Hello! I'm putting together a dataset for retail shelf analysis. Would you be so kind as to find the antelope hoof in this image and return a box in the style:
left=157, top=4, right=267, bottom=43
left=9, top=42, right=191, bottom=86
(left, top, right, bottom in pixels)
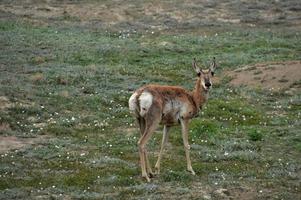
left=146, top=166, right=154, bottom=178
left=142, top=175, right=151, bottom=182
left=148, top=172, right=155, bottom=178
left=188, top=168, right=196, bottom=175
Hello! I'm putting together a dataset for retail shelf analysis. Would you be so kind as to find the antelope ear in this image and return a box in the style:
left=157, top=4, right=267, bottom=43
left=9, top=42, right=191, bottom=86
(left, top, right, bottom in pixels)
left=192, top=58, right=202, bottom=76
left=210, top=57, right=217, bottom=76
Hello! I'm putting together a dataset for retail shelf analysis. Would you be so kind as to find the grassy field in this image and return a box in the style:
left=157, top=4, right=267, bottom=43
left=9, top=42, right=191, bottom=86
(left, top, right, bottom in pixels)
left=0, top=0, right=301, bottom=199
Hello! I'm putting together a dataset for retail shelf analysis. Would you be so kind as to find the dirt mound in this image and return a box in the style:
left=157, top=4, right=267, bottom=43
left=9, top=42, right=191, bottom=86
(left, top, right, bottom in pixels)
left=227, top=61, right=301, bottom=91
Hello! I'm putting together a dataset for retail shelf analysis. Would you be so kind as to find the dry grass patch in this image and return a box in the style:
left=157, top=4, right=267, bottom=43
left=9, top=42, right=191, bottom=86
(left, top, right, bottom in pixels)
left=30, top=72, right=44, bottom=83
left=0, top=96, right=12, bottom=110
left=0, top=135, right=47, bottom=153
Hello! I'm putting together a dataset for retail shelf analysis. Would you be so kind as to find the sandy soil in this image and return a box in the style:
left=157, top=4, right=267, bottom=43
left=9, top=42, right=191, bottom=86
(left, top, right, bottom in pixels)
left=227, top=61, right=301, bottom=91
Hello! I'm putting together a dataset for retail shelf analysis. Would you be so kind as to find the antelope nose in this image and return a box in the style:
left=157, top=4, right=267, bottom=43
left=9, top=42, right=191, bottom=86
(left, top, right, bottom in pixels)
left=205, top=82, right=211, bottom=87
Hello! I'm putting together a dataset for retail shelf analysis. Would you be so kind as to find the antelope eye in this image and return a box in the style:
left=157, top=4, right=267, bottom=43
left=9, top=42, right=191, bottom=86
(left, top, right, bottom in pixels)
left=211, top=71, right=215, bottom=76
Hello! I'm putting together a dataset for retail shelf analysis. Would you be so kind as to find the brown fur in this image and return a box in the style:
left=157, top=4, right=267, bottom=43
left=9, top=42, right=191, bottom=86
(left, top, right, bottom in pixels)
left=129, top=58, right=216, bottom=182
left=134, top=80, right=208, bottom=125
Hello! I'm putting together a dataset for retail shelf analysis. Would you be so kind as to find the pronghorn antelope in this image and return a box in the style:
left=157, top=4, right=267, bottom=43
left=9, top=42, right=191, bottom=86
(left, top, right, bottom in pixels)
left=129, top=57, right=217, bottom=182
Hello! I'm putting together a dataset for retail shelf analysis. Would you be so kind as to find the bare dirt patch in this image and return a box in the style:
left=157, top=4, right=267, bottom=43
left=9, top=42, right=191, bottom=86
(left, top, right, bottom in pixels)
left=227, top=61, right=301, bottom=91
left=225, top=186, right=257, bottom=200
left=0, top=122, right=11, bottom=132
left=0, top=135, right=47, bottom=153
left=0, top=96, right=12, bottom=110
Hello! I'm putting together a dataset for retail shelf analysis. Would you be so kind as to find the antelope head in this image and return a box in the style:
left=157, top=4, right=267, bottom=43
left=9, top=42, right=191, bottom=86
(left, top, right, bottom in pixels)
left=193, top=57, right=217, bottom=91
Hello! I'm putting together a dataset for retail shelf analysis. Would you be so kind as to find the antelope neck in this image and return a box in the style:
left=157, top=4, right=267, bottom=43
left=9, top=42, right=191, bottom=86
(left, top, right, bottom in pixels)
left=192, top=78, right=208, bottom=109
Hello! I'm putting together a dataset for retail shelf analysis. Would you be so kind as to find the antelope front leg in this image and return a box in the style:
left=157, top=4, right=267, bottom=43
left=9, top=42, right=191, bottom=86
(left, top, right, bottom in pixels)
left=155, top=125, right=170, bottom=174
left=180, top=119, right=195, bottom=175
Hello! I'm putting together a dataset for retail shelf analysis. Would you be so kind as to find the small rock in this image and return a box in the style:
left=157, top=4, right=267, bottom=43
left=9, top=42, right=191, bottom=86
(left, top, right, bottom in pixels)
left=284, top=88, right=296, bottom=96
left=203, top=194, right=211, bottom=200
left=213, top=188, right=230, bottom=199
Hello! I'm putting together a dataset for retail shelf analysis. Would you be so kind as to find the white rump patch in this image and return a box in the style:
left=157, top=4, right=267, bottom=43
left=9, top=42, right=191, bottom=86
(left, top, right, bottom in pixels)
left=139, top=91, right=153, bottom=116
left=128, top=92, right=138, bottom=112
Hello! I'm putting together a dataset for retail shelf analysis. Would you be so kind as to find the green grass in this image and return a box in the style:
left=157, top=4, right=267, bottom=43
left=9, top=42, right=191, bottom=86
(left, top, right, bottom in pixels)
left=247, top=128, right=263, bottom=141
left=1, top=1, right=301, bottom=199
